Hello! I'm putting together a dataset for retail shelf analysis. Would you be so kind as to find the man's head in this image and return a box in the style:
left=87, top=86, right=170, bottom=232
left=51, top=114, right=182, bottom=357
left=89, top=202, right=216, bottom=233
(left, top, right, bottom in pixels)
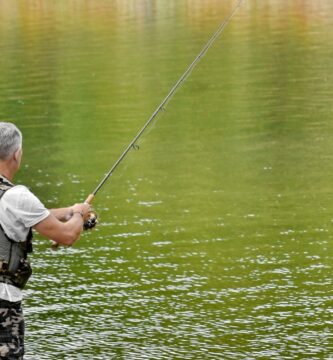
left=0, top=122, right=22, bottom=161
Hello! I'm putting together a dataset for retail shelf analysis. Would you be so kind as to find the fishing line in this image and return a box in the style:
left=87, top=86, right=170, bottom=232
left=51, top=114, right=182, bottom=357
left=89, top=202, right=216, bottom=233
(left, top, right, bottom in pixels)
left=85, top=0, right=243, bottom=204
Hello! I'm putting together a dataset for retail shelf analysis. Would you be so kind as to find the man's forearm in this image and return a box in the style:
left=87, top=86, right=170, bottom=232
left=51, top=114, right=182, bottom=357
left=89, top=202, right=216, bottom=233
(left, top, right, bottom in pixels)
left=49, top=207, right=73, bottom=221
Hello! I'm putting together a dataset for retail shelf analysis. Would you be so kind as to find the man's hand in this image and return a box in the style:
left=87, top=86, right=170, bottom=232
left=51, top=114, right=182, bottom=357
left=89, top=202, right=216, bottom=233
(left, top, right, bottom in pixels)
left=71, top=203, right=91, bottom=221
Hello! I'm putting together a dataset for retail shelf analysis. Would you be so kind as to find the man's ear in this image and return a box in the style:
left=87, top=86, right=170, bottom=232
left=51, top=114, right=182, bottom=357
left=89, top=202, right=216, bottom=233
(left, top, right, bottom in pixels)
left=13, top=148, right=22, bottom=163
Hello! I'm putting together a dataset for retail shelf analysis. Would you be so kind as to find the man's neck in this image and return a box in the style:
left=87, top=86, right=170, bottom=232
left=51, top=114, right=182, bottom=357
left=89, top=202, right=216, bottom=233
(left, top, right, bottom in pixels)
left=0, top=165, right=15, bottom=182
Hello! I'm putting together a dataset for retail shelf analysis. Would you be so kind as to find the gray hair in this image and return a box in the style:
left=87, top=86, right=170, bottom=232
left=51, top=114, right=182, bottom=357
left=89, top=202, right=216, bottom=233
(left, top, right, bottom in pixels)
left=0, top=122, right=23, bottom=160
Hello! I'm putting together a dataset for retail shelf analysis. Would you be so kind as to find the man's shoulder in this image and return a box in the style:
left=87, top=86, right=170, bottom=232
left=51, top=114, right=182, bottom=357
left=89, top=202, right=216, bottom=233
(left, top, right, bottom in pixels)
left=2, top=185, right=43, bottom=209
left=3, top=185, right=32, bottom=199
left=1, top=184, right=49, bottom=228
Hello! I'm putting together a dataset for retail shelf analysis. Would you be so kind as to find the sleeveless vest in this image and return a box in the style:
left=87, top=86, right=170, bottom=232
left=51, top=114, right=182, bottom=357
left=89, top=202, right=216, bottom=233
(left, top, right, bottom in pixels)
left=0, top=178, right=33, bottom=289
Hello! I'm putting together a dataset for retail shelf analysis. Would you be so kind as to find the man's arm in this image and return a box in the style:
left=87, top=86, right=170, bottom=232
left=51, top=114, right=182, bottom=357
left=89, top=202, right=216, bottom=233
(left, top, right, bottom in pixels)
left=49, top=207, right=73, bottom=222
left=34, top=203, right=90, bottom=246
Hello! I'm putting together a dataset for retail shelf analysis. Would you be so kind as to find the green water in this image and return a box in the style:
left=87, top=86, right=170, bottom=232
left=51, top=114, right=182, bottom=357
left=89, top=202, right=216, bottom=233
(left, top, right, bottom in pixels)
left=1, top=1, right=333, bottom=359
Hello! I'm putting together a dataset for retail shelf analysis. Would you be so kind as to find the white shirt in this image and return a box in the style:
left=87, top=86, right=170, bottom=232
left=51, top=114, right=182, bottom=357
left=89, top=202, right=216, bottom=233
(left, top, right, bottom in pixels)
left=0, top=178, right=49, bottom=301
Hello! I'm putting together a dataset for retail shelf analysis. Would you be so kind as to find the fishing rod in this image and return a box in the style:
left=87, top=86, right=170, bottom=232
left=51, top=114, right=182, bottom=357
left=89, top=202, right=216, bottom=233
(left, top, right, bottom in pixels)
left=86, top=0, right=243, bottom=205
left=52, top=0, right=242, bottom=248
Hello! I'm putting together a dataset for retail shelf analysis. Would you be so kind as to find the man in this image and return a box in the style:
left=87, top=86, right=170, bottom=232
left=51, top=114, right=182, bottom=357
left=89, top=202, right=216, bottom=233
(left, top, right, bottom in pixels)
left=0, top=122, right=92, bottom=359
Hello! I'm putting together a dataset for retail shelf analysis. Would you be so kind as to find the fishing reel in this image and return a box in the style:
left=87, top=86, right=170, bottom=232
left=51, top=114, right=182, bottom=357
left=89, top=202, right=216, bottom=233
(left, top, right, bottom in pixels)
left=84, top=211, right=98, bottom=230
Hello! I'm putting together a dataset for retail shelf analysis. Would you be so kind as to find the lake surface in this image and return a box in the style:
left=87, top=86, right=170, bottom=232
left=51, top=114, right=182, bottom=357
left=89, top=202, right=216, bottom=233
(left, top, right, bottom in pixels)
left=0, top=0, right=333, bottom=359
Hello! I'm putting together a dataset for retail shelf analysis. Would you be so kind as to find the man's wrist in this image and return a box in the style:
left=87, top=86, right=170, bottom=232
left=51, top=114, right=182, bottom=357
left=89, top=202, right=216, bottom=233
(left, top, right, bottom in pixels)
left=73, top=210, right=84, bottom=219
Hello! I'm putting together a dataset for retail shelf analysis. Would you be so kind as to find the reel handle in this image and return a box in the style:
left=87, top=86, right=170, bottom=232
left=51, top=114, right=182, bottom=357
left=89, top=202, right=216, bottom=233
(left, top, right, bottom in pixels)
left=51, top=194, right=95, bottom=249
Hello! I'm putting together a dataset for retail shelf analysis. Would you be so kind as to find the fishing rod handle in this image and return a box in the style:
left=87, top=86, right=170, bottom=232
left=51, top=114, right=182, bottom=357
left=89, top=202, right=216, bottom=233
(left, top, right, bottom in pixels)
left=51, top=193, right=95, bottom=249
left=85, top=194, right=95, bottom=204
